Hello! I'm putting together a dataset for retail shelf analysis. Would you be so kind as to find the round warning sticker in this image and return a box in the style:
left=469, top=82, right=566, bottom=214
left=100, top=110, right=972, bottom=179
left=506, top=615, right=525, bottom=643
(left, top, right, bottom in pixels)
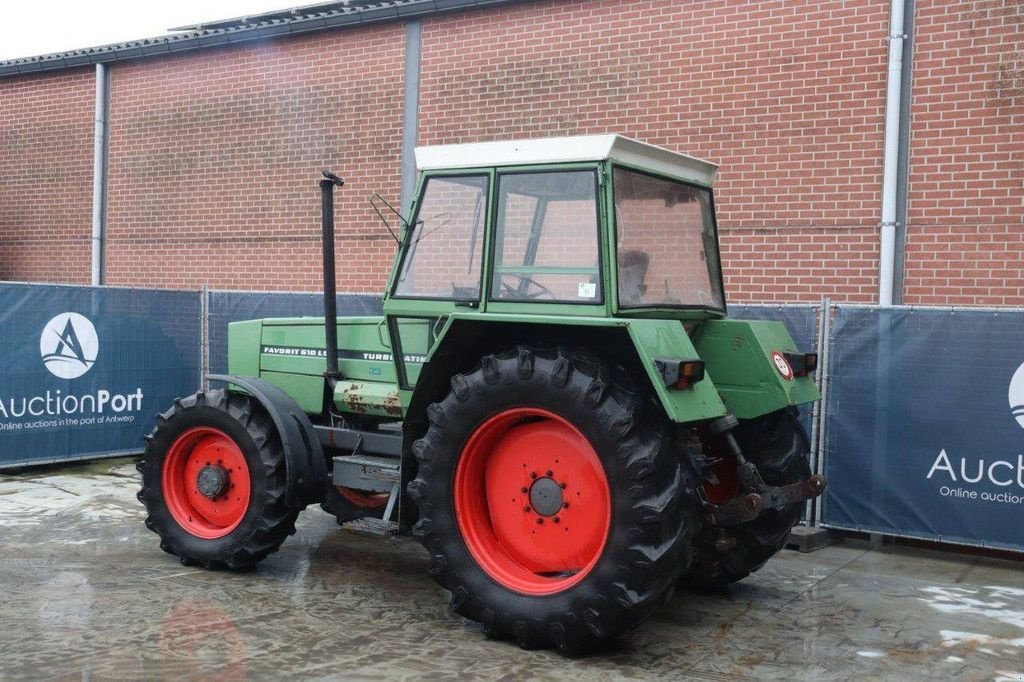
left=770, top=351, right=794, bottom=380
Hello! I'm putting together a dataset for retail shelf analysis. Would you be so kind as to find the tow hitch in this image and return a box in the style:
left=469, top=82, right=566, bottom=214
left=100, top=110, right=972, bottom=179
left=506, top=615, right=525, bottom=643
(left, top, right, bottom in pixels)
left=702, top=414, right=827, bottom=527
left=706, top=475, right=827, bottom=527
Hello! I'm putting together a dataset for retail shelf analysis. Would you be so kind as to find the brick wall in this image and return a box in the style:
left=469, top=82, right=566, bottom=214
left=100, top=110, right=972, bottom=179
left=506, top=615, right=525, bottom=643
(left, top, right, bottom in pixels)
left=1, top=0, right=1021, bottom=307
left=0, top=68, right=95, bottom=284
left=418, top=0, right=890, bottom=303
left=104, top=25, right=405, bottom=292
left=903, top=0, right=1024, bottom=305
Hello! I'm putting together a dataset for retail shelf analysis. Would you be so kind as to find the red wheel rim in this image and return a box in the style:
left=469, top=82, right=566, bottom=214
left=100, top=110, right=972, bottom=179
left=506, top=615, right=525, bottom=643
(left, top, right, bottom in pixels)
left=703, top=456, right=740, bottom=504
left=337, top=487, right=389, bottom=509
left=161, top=426, right=252, bottom=539
left=698, top=430, right=739, bottom=504
left=453, top=407, right=611, bottom=596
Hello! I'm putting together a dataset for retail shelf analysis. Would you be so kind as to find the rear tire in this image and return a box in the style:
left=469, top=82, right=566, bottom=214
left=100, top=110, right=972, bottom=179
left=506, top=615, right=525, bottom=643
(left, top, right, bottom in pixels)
left=136, top=389, right=299, bottom=569
left=686, top=408, right=810, bottom=589
left=408, top=346, right=699, bottom=652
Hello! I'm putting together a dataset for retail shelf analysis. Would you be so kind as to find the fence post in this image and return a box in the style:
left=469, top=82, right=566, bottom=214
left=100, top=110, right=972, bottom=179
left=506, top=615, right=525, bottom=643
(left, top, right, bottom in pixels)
left=786, top=298, right=839, bottom=551
left=813, top=298, right=834, bottom=528
left=806, top=298, right=827, bottom=525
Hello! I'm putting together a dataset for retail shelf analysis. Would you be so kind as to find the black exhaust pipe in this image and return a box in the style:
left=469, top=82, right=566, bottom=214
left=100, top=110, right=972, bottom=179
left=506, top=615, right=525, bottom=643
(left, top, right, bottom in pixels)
left=320, top=170, right=344, bottom=380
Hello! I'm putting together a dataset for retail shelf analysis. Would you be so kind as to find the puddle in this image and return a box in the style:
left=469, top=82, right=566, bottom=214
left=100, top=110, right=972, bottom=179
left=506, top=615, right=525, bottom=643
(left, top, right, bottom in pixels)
left=919, top=585, right=1024, bottom=661
left=0, top=463, right=140, bottom=527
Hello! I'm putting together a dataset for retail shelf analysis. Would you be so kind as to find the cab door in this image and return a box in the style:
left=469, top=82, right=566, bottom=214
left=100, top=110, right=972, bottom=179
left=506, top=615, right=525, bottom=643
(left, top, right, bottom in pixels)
left=382, top=170, right=493, bottom=392
left=485, top=165, right=608, bottom=317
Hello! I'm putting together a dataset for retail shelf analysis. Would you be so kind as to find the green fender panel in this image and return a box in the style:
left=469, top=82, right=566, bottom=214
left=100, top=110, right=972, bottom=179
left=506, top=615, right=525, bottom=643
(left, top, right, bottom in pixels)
left=691, top=319, right=820, bottom=420
left=624, top=319, right=728, bottom=422
left=425, top=314, right=728, bottom=424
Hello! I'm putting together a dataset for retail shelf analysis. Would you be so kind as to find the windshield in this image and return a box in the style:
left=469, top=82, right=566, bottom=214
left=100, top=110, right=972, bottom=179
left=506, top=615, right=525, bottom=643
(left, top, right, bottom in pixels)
left=613, top=168, right=724, bottom=309
left=394, top=175, right=488, bottom=300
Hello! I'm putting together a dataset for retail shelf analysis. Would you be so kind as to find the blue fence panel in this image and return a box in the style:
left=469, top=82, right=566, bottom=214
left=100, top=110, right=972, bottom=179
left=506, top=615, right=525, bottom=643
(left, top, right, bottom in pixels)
left=207, top=290, right=383, bottom=375
left=0, top=283, right=201, bottom=469
left=730, top=304, right=821, bottom=435
left=822, top=306, right=1024, bottom=552
left=729, top=304, right=820, bottom=353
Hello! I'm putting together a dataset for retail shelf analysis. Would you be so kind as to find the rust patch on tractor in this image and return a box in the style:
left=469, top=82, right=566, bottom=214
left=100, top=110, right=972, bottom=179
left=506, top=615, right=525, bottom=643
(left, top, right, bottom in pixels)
left=340, top=383, right=369, bottom=414
left=383, top=391, right=403, bottom=417
left=337, top=382, right=402, bottom=416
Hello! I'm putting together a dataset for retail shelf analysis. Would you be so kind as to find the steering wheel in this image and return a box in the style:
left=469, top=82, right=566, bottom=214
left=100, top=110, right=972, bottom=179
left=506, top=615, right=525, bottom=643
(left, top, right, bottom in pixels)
left=500, top=275, right=556, bottom=300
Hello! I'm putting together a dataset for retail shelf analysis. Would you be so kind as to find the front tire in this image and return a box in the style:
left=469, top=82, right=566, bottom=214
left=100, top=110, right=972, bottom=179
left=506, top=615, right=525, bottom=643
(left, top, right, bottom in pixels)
left=408, top=346, right=698, bottom=652
left=136, top=389, right=299, bottom=569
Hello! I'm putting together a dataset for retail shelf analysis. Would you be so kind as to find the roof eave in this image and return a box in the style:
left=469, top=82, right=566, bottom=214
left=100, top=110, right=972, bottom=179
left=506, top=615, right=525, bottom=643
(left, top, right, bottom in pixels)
left=0, top=0, right=535, bottom=79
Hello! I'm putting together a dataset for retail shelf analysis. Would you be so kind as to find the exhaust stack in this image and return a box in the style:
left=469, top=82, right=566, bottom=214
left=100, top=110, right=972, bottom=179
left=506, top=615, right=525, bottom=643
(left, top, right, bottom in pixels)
left=319, top=170, right=344, bottom=380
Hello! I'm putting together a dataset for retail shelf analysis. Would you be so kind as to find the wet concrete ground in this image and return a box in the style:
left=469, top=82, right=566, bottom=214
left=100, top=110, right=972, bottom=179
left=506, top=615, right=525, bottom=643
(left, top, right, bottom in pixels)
left=0, top=458, right=1022, bottom=681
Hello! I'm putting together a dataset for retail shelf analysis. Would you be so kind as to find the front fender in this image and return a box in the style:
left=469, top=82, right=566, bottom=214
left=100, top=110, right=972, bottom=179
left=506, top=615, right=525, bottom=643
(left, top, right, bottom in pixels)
left=208, top=374, right=327, bottom=508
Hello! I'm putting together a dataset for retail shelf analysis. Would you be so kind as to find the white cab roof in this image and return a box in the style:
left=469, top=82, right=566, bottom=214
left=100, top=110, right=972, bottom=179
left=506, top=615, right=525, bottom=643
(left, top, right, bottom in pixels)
left=415, top=134, right=718, bottom=186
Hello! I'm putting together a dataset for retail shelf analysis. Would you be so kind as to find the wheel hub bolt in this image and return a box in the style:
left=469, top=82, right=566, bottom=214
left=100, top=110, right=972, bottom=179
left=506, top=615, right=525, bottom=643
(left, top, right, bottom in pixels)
left=196, top=464, right=230, bottom=500
left=528, top=476, right=564, bottom=517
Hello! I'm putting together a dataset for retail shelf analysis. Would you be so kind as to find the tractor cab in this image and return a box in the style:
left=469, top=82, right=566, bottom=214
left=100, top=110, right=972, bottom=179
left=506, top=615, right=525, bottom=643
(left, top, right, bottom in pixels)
left=384, top=135, right=725, bottom=325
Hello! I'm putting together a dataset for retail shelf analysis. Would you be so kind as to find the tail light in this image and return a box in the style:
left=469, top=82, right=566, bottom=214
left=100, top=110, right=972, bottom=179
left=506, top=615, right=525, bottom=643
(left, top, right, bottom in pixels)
left=783, top=352, right=818, bottom=377
left=654, top=357, right=706, bottom=390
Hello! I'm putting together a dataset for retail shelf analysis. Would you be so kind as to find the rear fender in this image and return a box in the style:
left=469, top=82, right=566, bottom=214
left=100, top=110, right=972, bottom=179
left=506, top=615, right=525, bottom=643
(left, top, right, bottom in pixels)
left=208, top=374, right=327, bottom=508
left=410, top=316, right=728, bottom=427
left=624, top=319, right=728, bottom=422
left=691, top=319, right=820, bottom=420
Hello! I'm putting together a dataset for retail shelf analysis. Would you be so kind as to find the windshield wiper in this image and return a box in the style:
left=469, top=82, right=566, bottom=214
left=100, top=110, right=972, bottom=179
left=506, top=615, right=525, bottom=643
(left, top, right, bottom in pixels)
left=408, top=211, right=452, bottom=244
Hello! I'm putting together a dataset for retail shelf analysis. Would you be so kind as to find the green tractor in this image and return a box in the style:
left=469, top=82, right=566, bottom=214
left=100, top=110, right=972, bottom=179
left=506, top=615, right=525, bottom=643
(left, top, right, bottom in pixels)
left=137, top=135, right=825, bottom=651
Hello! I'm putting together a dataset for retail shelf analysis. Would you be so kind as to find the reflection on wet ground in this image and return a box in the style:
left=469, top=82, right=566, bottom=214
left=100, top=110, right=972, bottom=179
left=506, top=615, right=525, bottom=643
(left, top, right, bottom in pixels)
left=0, top=458, right=1021, bottom=680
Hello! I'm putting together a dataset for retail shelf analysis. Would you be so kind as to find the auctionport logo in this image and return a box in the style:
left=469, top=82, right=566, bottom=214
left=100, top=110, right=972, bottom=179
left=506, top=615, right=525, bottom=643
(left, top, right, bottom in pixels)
left=1010, top=361, right=1024, bottom=431
left=0, top=311, right=143, bottom=431
left=926, top=360, right=1024, bottom=505
left=40, top=313, right=98, bottom=379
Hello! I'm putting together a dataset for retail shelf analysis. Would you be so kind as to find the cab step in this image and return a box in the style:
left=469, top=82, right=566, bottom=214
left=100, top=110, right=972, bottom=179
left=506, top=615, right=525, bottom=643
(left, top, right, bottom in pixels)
left=332, top=454, right=401, bottom=492
left=346, top=517, right=399, bottom=537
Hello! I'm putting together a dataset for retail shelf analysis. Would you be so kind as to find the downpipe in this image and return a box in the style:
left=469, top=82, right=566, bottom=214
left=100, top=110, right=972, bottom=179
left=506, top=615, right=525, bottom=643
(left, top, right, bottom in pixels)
left=91, top=63, right=109, bottom=286
left=879, top=0, right=907, bottom=305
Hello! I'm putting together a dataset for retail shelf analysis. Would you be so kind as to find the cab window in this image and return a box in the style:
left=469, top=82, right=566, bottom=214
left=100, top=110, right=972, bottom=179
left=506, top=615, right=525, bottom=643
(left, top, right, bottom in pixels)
left=394, top=175, right=488, bottom=300
left=491, top=170, right=601, bottom=303
left=613, top=168, right=724, bottom=310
